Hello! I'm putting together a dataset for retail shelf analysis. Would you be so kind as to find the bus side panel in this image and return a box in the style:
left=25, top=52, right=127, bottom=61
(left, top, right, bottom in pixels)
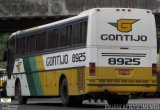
left=6, top=76, right=15, bottom=96
left=21, top=74, right=31, bottom=96
left=10, top=48, right=90, bottom=96
left=7, top=75, right=30, bottom=97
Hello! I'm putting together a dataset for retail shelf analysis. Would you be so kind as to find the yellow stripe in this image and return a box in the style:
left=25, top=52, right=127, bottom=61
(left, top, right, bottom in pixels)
left=35, top=56, right=48, bottom=95
left=46, top=71, right=57, bottom=95
left=35, top=55, right=44, bottom=71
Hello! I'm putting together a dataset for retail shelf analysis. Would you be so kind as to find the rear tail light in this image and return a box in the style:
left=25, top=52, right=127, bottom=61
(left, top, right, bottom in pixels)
left=152, top=63, right=157, bottom=76
left=89, top=63, right=95, bottom=76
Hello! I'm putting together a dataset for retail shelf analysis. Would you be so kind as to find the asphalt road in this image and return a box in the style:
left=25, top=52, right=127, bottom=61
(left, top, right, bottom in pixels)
left=1, top=98, right=160, bottom=110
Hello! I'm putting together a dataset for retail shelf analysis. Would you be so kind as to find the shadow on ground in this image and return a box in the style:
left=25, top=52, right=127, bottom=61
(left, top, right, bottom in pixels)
left=27, top=102, right=105, bottom=108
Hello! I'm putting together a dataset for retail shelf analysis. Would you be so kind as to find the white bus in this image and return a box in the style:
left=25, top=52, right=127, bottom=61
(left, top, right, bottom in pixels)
left=5, top=8, right=157, bottom=106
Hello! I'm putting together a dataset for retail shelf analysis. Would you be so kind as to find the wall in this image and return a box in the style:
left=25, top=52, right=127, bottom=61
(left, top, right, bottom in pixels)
left=0, top=0, right=160, bottom=18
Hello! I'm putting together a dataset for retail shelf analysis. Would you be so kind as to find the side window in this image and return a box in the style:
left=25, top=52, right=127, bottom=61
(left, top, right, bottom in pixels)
left=30, top=35, right=36, bottom=53
left=47, top=30, right=54, bottom=49
left=53, top=29, right=59, bottom=48
left=36, top=32, right=46, bottom=52
left=26, top=36, right=30, bottom=54
left=26, top=34, right=36, bottom=54
left=16, top=37, right=25, bottom=55
left=72, top=23, right=81, bottom=45
left=21, top=37, right=25, bottom=54
left=80, top=21, right=87, bottom=44
left=59, top=27, right=66, bottom=47
left=15, top=19, right=88, bottom=55
left=66, top=25, right=72, bottom=46
left=16, top=38, right=19, bottom=55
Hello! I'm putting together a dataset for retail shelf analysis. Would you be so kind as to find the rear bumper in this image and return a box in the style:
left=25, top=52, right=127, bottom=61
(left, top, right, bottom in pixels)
left=85, top=66, right=157, bottom=94
left=86, top=84, right=157, bottom=94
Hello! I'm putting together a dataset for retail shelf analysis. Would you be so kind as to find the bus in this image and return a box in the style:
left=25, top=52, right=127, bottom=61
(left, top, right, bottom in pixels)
left=5, top=8, right=157, bottom=106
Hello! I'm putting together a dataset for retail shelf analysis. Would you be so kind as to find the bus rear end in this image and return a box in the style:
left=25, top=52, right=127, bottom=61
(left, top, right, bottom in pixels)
left=86, top=8, right=157, bottom=104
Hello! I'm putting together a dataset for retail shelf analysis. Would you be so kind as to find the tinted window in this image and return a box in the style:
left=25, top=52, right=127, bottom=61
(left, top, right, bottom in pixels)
left=26, top=35, right=36, bottom=54
left=16, top=37, right=25, bottom=55
left=59, top=27, right=67, bottom=47
left=72, top=23, right=81, bottom=45
left=15, top=18, right=88, bottom=56
left=36, top=32, right=46, bottom=52
left=53, top=29, right=59, bottom=48
left=66, top=25, right=72, bottom=46
left=80, top=21, right=87, bottom=44
left=47, top=30, right=54, bottom=49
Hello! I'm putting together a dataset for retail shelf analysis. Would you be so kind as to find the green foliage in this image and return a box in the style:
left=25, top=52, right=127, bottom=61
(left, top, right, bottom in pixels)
left=0, top=33, right=10, bottom=68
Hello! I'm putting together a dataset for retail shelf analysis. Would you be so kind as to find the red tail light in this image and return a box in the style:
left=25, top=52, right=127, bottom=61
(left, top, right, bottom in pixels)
left=89, top=63, right=95, bottom=76
left=152, top=64, right=157, bottom=76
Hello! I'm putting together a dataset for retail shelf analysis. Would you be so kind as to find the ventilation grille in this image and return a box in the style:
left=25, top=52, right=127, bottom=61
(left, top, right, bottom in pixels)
left=77, top=68, right=85, bottom=92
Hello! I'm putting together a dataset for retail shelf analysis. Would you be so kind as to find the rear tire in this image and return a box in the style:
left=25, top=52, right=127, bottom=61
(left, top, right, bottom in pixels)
left=60, top=78, right=83, bottom=106
left=15, top=81, right=27, bottom=104
left=107, top=94, right=129, bottom=105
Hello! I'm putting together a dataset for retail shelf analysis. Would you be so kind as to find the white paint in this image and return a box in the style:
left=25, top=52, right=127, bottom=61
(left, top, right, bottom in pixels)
left=43, top=48, right=88, bottom=70
left=13, top=58, right=25, bottom=74
left=98, top=49, right=151, bottom=67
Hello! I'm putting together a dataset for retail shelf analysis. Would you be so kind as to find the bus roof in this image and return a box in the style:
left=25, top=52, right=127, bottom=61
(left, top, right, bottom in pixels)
left=10, top=15, right=89, bottom=39
left=9, top=8, right=152, bottom=39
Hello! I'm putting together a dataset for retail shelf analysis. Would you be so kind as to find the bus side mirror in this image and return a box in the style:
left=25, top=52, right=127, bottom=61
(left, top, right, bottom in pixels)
left=3, top=50, right=7, bottom=61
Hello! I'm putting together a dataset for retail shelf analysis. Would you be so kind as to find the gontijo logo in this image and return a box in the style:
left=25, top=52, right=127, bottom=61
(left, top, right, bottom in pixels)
left=16, top=61, right=22, bottom=72
left=109, top=19, right=139, bottom=33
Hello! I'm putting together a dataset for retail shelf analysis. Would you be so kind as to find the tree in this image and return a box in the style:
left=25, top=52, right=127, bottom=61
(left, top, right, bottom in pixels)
left=0, top=33, right=10, bottom=68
